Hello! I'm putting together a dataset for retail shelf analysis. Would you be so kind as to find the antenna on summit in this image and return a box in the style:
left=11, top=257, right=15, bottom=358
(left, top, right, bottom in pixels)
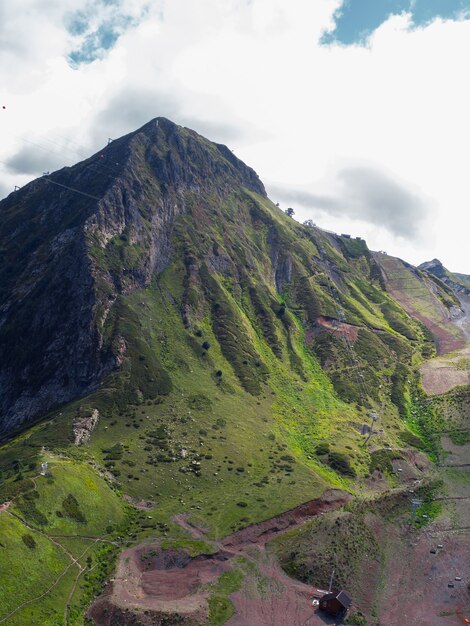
left=107, top=137, right=113, bottom=145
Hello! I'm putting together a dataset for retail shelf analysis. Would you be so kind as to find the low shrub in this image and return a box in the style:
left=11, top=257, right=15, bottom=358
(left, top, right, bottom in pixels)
left=22, top=534, right=36, bottom=549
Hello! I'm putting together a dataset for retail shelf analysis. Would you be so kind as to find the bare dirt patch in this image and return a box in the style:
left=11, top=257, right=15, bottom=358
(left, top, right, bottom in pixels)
left=455, top=295, right=470, bottom=341
left=314, top=316, right=360, bottom=342
left=378, top=429, right=470, bottom=625
left=222, top=489, right=351, bottom=551
left=441, top=438, right=470, bottom=468
left=122, top=495, right=154, bottom=510
left=88, top=597, right=205, bottom=626
left=137, top=546, right=232, bottom=600
left=226, top=547, right=350, bottom=626
left=378, top=525, right=470, bottom=626
left=89, top=490, right=350, bottom=625
left=375, top=253, right=466, bottom=355
left=420, top=347, right=470, bottom=395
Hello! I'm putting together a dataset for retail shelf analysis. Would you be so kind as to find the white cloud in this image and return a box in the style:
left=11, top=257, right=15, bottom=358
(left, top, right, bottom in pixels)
left=0, top=0, right=469, bottom=272
left=269, top=164, right=430, bottom=240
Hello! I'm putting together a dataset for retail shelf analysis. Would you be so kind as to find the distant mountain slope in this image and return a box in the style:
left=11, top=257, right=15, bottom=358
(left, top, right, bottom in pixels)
left=419, top=258, right=470, bottom=295
left=1, top=117, right=462, bottom=441
left=373, top=252, right=465, bottom=354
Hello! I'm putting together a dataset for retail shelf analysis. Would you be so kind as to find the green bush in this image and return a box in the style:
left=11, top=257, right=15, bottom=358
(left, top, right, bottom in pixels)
left=315, top=442, right=330, bottom=456
left=327, top=451, right=356, bottom=477
left=369, top=450, right=402, bottom=474
left=200, top=263, right=267, bottom=395
left=398, top=430, right=426, bottom=450
left=346, top=611, right=367, bottom=626
left=248, top=285, right=282, bottom=357
left=22, top=533, right=36, bottom=549
left=16, top=493, right=48, bottom=526
left=62, top=494, right=86, bottom=523
left=391, top=363, right=410, bottom=418
left=102, top=443, right=123, bottom=460
left=381, top=302, right=417, bottom=340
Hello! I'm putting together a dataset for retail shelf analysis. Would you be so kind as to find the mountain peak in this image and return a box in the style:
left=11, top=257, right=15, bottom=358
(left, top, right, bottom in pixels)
left=419, top=258, right=444, bottom=271
left=0, top=118, right=267, bottom=436
left=98, top=116, right=266, bottom=198
left=419, top=258, right=470, bottom=296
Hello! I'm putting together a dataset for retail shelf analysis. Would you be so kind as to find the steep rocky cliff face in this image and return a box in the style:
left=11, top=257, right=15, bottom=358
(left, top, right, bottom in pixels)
left=0, top=118, right=265, bottom=437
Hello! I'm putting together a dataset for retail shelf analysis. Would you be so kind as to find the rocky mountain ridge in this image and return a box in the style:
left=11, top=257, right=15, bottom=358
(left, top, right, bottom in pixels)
left=0, top=118, right=265, bottom=437
left=1, top=118, right=467, bottom=443
left=1, top=118, right=466, bottom=437
left=419, top=258, right=470, bottom=296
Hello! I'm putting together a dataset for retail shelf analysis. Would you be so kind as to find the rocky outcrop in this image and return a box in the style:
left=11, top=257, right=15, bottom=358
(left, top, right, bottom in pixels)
left=419, top=259, right=470, bottom=296
left=73, top=408, right=99, bottom=445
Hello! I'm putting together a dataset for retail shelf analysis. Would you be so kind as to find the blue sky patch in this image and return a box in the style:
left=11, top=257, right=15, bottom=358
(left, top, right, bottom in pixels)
left=68, top=18, right=132, bottom=66
left=66, top=1, right=149, bottom=67
left=323, top=0, right=470, bottom=45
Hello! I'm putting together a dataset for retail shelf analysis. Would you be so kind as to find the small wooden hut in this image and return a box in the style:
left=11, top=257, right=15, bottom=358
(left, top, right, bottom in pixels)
left=319, top=590, right=352, bottom=618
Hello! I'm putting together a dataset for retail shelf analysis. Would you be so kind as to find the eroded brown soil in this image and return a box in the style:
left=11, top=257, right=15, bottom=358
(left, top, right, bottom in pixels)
left=88, top=490, right=350, bottom=625
left=378, top=524, right=470, bottom=626
left=222, top=489, right=350, bottom=551
left=420, top=347, right=470, bottom=395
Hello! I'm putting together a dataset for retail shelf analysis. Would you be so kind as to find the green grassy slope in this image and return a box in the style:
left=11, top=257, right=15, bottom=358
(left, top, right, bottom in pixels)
left=0, top=192, right=442, bottom=624
left=0, top=454, right=135, bottom=626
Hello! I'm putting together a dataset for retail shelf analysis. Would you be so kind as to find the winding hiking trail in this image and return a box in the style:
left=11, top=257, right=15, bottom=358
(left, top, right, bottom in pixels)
left=0, top=508, right=86, bottom=626
left=0, top=474, right=117, bottom=626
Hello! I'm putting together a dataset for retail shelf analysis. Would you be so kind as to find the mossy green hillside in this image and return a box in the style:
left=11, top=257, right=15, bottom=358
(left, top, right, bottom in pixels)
left=11, top=454, right=126, bottom=535
left=1, top=190, right=439, bottom=544
left=0, top=121, right=458, bottom=626
left=0, top=514, right=70, bottom=623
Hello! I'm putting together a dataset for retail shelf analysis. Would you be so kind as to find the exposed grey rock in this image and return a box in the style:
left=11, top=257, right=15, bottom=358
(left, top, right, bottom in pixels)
left=419, top=259, right=470, bottom=296
left=73, top=409, right=99, bottom=445
left=0, top=118, right=265, bottom=438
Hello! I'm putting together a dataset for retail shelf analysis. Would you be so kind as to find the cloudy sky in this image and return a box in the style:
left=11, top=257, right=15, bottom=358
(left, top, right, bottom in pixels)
left=1, top=0, right=470, bottom=272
